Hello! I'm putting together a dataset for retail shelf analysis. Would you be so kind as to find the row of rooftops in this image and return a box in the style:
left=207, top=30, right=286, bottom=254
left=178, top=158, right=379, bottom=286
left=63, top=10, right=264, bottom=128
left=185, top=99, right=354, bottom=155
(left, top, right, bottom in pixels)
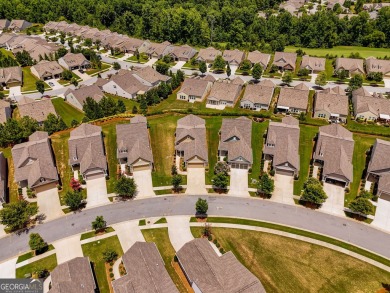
left=0, top=19, right=31, bottom=31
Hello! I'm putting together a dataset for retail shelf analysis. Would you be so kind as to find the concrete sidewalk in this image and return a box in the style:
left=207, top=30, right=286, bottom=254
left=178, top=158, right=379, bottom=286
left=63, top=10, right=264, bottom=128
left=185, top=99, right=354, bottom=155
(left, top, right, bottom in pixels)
left=53, top=235, right=83, bottom=264
left=167, top=216, right=194, bottom=251
left=112, top=221, right=145, bottom=252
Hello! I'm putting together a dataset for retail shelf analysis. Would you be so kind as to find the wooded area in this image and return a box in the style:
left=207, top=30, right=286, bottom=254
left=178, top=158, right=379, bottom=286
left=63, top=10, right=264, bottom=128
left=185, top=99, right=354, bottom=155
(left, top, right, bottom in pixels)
left=0, top=0, right=389, bottom=49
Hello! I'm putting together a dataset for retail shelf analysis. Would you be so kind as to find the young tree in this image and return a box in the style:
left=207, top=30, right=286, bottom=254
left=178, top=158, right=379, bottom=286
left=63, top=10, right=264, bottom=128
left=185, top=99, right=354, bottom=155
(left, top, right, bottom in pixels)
left=172, top=174, right=182, bottom=192
left=117, top=100, right=126, bottom=113
left=115, top=176, right=137, bottom=198
left=36, top=80, right=45, bottom=94
left=366, top=72, right=383, bottom=82
left=257, top=174, right=274, bottom=196
left=226, top=63, right=231, bottom=78
left=195, top=198, right=208, bottom=215
left=131, top=105, right=138, bottom=114
left=0, top=200, right=38, bottom=231
left=113, top=62, right=121, bottom=70
left=213, top=55, right=226, bottom=71
left=240, top=59, right=252, bottom=73
left=301, top=178, right=327, bottom=206
left=171, top=164, right=178, bottom=175
left=348, top=74, right=363, bottom=91
left=99, top=96, right=118, bottom=117
left=214, top=161, right=230, bottom=175
left=336, top=69, right=349, bottom=80
left=64, top=190, right=84, bottom=211
left=358, top=190, right=373, bottom=199
left=84, top=38, right=93, bottom=47
left=156, top=63, right=169, bottom=75
left=315, top=71, right=327, bottom=87
left=135, top=49, right=140, bottom=62
left=83, top=97, right=103, bottom=120
left=29, top=233, right=47, bottom=254
left=102, top=249, right=118, bottom=262
left=43, top=113, right=67, bottom=135
left=57, top=47, right=68, bottom=58
left=70, top=177, right=81, bottom=191
left=62, top=69, right=73, bottom=80
left=297, top=68, right=310, bottom=77
left=252, top=63, right=263, bottom=81
left=92, top=215, right=106, bottom=231
left=199, top=61, right=207, bottom=75
left=282, top=71, right=293, bottom=85
left=212, top=173, right=228, bottom=190
left=70, top=77, right=78, bottom=87
left=348, top=197, right=374, bottom=216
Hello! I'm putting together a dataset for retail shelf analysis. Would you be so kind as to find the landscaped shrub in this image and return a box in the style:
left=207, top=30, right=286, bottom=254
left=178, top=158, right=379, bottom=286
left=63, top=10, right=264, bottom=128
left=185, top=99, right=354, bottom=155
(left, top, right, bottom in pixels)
left=109, top=273, right=114, bottom=278
left=219, top=248, right=225, bottom=254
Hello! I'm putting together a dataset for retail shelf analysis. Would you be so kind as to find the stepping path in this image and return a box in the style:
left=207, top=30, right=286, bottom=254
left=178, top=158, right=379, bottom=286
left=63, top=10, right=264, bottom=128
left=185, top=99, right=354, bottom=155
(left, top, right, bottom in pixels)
left=0, top=257, right=17, bottom=278
left=166, top=216, right=194, bottom=251
left=112, top=220, right=145, bottom=252
left=53, top=235, right=83, bottom=264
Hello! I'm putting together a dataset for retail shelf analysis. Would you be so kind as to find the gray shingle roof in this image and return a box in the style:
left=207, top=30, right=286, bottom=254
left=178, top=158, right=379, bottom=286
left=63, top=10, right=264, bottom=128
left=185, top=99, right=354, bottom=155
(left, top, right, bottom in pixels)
left=112, top=242, right=179, bottom=293
left=208, top=81, right=242, bottom=103
left=277, top=86, right=309, bottom=110
left=18, top=98, right=56, bottom=123
left=263, top=116, right=300, bottom=172
left=314, top=92, right=349, bottom=116
left=178, top=78, right=211, bottom=97
left=65, top=84, right=105, bottom=106
left=219, top=117, right=252, bottom=163
left=313, top=124, right=354, bottom=182
left=68, top=124, right=107, bottom=176
left=247, top=51, right=271, bottom=67
left=0, top=99, right=11, bottom=124
left=48, top=257, right=96, bottom=293
left=116, top=118, right=154, bottom=165
left=367, top=139, right=390, bottom=174
left=0, top=66, right=22, bottom=85
left=176, top=238, right=266, bottom=293
left=378, top=173, right=390, bottom=197
left=335, top=58, right=364, bottom=73
left=59, top=53, right=90, bottom=68
left=11, top=131, right=58, bottom=188
left=300, top=55, right=326, bottom=71
left=241, top=83, right=274, bottom=106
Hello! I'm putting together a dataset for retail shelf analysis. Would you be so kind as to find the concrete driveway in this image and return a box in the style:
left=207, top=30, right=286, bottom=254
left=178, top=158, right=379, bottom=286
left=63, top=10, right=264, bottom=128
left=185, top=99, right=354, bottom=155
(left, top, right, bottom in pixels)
left=0, top=257, right=17, bottom=278
left=144, top=58, right=157, bottom=67
left=72, top=69, right=90, bottom=81
left=86, top=176, right=110, bottom=208
left=36, top=184, right=64, bottom=221
left=167, top=216, right=193, bottom=251
left=112, top=220, right=145, bottom=252
left=228, top=168, right=249, bottom=197
left=384, top=78, right=390, bottom=88
left=321, top=183, right=345, bottom=216
left=186, top=167, right=207, bottom=194
left=46, top=79, right=63, bottom=90
left=9, top=86, right=21, bottom=98
left=230, top=65, right=238, bottom=76
left=54, top=235, right=83, bottom=264
left=372, top=198, right=390, bottom=232
left=172, top=61, right=186, bottom=70
left=270, top=174, right=294, bottom=204
left=132, top=170, right=155, bottom=198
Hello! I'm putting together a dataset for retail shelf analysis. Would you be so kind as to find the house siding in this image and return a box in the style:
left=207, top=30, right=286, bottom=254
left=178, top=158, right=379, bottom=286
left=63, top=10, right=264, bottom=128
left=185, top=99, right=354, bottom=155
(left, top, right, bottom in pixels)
left=102, top=81, right=135, bottom=99
left=65, top=93, right=83, bottom=110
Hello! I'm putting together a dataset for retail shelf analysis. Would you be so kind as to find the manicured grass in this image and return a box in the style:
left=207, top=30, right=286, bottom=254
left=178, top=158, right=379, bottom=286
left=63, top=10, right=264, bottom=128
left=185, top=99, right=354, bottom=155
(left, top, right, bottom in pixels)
left=191, top=227, right=390, bottom=293
left=80, top=227, right=115, bottom=240
left=105, top=93, right=139, bottom=112
left=142, top=228, right=189, bottom=292
left=86, top=63, right=111, bottom=76
left=346, top=117, right=390, bottom=137
left=193, top=217, right=390, bottom=267
left=21, top=67, right=50, bottom=92
left=139, top=219, right=146, bottom=226
left=155, top=217, right=167, bottom=224
left=0, top=48, right=16, bottom=59
left=81, top=236, right=123, bottom=293
left=16, top=245, right=55, bottom=263
left=16, top=254, right=57, bottom=278
left=249, top=121, right=269, bottom=188
left=205, top=117, right=223, bottom=185
left=325, top=58, right=335, bottom=80
left=0, top=147, right=19, bottom=202
left=182, top=61, right=199, bottom=69
left=294, top=125, right=318, bottom=195
left=127, top=55, right=148, bottom=63
left=148, top=114, right=184, bottom=186
left=51, top=98, right=85, bottom=126
left=285, top=45, right=390, bottom=58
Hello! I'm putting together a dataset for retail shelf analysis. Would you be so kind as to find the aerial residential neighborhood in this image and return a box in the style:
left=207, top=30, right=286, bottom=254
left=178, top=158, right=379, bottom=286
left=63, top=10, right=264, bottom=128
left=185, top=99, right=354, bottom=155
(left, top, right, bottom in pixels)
left=0, top=1, right=390, bottom=292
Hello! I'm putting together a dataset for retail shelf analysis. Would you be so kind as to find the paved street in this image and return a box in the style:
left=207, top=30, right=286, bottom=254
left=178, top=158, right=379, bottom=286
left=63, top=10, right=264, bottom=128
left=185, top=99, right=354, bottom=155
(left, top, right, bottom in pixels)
left=0, top=195, right=390, bottom=263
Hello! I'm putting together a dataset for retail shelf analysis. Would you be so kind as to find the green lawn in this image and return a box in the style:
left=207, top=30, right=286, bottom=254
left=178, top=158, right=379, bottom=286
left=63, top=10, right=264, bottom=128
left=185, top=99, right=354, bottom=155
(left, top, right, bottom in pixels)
left=182, top=61, right=199, bottom=69
left=86, top=63, right=111, bottom=76
left=80, top=227, right=115, bottom=240
left=346, top=117, right=390, bottom=137
left=82, top=236, right=123, bottom=293
left=325, top=59, right=335, bottom=80
left=142, top=228, right=189, bottom=292
left=51, top=98, right=85, bottom=126
left=249, top=121, right=269, bottom=188
left=126, top=55, right=149, bottom=63
left=105, top=93, right=139, bottom=112
left=0, top=147, right=19, bottom=202
left=21, top=67, right=50, bottom=92
left=154, top=217, right=167, bottom=224
left=294, top=125, right=318, bottom=195
left=16, top=245, right=55, bottom=263
left=16, top=254, right=57, bottom=278
left=285, top=45, right=390, bottom=58
left=0, top=48, right=15, bottom=59
left=205, top=117, right=223, bottom=185
left=190, top=227, right=390, bottom=293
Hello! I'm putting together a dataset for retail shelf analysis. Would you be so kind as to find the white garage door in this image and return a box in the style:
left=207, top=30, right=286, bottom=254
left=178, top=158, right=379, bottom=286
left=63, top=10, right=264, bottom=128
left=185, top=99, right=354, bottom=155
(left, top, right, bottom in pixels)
left=86, top=172, right=105, bottom=180
left=231, top=163, right=248, bottom=169
left=276, top=169, right=294, bottom=176
left=133, top=164, right=150, bottom=171
left=188, top=162, right=204, bottom=168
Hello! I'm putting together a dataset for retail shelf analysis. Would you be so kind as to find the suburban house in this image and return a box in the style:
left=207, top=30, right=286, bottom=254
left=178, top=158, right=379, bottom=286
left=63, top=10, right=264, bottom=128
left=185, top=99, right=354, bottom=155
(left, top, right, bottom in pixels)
left=273, top=52, right=297, bottom=71
left=11, top=131, right=58, bottom=189
left=263, top=116, right=300, bottom=176
left=169, top=45, right=197, bottom=62
left=259, top=78, right=276, bottom=88
left=335, top=57, right=365, bottom=76
left=363, top=3, right=390, bottom=10
left=175, top=115, right=208, bottom=168
left=218, top=116, right=252, bottom=169
left=367, top=139, right=390, bottom=200
left=142, top=41, right=172, bottom=59
left=31, top=60, right=64, bottom=80
left=365, top=57, right=390, bottom=77
left=231, top=76, right=245, bottom=86
left=352, top=89, right=390, bottom=122
left=116, top=116, right=154, bottom=173
left=177, top=238, right=266, bottom=293
left=207, top=80, right=242, bottom=107
left=222, top=49, right=245, bottom=66
left=0, top=19, right=10, bottom=31
left=0, top=152, right=7, bottom=203
left=131, top=66, right=171, bottom=87
left=10, top=36, right=61, bottom=61
left=0, top=99, right=12, bottom=123
left=18, top=96, right=56, bottom=124
left=0, top=33, right=15, bottom=48
left=8, top=20, right=31, bottom=32
left=196, top=47, right=222, bottom=63
left=48, top=257, right=96, bottom=293
left=58, top=53, right=91, bottom=70
left=300, top=55, right=326, bottom=73
left=177, top=77, right=213, bottom=103
left=112, top=242, right=178, bottom=293
left=64, top=84, right=105, bottom=111
left=0, top=66, right=23, bottom=87
left=68, top=124, right=108, bottom=180
left=313, top=124, right=354, bottom=187
left=321, top=85, right=345, bottom=95
left=280, top=0, right=306, bottom=14
left=102, top=70, right=151, bottom=99
left=313, top=90, right=349, bottom=123
left=276, top=83, right=309, bottom=114
left=240, top=83, right=274, bottom=111
left=327, top=0, right=345, bottom=10
left=247, top=50, right=271, bottom=69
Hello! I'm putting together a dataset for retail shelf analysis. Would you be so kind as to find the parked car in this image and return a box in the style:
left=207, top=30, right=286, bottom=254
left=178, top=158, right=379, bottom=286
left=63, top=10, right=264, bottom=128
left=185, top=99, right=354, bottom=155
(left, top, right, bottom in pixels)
left=48, top=82, right=55, bottom=87
left=42, top=95, right=51, bottom=99
left=79, top=69, right=84, bottom=74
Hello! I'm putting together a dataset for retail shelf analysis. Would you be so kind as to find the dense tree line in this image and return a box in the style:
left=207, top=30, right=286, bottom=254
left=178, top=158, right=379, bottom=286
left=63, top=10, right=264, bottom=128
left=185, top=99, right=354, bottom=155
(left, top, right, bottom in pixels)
left=0, top=0, right=389, bottom=49
left=82, top=96, right=126, bottom=121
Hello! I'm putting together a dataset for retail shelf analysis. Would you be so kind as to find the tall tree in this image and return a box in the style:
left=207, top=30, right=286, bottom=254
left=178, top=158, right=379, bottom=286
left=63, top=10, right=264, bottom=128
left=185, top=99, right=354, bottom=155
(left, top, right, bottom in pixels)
left=115, top=176, right=137, bottom=198
left=36, top=80, right=45, bottom=94
left=0, top=201, right=38, bottom=231
left=252, top=63, right=263, bottom=81
left=29, top=233, right=48, bottom=254
left=92, top=215, right=106, bottom=231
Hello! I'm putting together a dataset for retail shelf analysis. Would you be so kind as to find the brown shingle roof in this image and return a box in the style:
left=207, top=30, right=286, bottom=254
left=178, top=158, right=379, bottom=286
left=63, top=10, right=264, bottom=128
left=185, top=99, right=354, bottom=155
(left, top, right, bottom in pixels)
left=110, top=70, right=151, bottom=95
left=132, top=66, right=170, bottom=85
left=367, top=139, right=390, bottom=174
left=170, top=45, right=197, bottom=60
left=59, top=53, right=90, bottom=68
left=247, top=51, right=271, bottom=68
left=273, top=52, right=297, bottom=70
left=300, top=55, right=326, bottom=71
left=112, top=242, right=179, bottom=293
left=196, top=47, right=222, bottom=62
left=178, top=78, right=211, bottom=97
left=314, top=92, right=349, bottom=116
left=352, top=94, right=390, bottom=117
left=31, top=60, right=64, bottom=78
left=335, top=57, right=364, bottom=73
left=259, top=79, right=276, bottom=88
left=18, top=98, right=56, bottom=123
left=208, top=81, right=241, bottom=103
left=222, top=49, right=245, bottom=64
left=177, top=238, right=266, bottom=293
left=241, top=83, right=274, bottom=106
left=65, top=84, right=105, bottom=106
left=0, top=66, right=22, bottom=84
left=365, top=57, right=390, bottom=75
left=277, top=87, right=309, bottom=111
left=0, top=99, right=11, bottom=124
